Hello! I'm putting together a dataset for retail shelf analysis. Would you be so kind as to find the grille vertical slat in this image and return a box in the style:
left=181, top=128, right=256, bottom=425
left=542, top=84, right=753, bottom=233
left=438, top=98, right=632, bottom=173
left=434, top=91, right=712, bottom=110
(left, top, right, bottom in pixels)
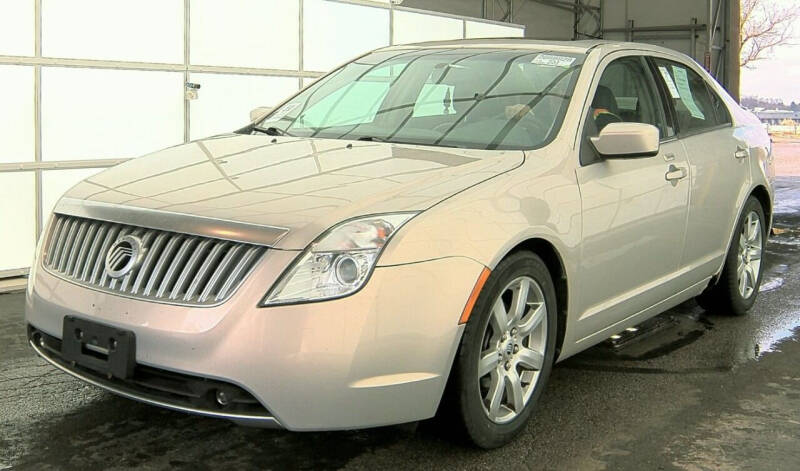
left=143, top=235, right=184, bottom=297
left=42, top=214, right=264, bottom=306
left=71, top=222, right=98, bottom=278
left=49, top=216, right=71, bottom=267
left=183, top=241, right=228, bottom=302
left=82, top=224, right=108, bottom=282
left=198, top=245, right=243, bottom=303
left=56, top=219, right=79, bottom=272
left=170, top=239, right=212, bottom=300
left=131, top=232, right=168, bottom=294
left=155, top=237, right=197, bottom=298
left=44, top=217, right=66, bottom=266
left=216, top=246, right=263, bottom=301
left=65, top=221, right=90, bottom=276
left=90, top=224, right=120, bottom=284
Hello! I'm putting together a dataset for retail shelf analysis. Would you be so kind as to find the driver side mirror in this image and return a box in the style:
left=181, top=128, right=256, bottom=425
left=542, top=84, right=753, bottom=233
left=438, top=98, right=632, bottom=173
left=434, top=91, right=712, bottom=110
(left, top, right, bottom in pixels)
left=589, top=122, right=660, bottom=158
left=250, top=106, right=273, bottom=122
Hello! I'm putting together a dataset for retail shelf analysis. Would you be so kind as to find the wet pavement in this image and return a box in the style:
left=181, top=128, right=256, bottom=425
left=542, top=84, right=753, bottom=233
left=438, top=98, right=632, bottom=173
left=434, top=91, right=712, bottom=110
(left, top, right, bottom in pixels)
left=2, top=178, right=800, bottom=470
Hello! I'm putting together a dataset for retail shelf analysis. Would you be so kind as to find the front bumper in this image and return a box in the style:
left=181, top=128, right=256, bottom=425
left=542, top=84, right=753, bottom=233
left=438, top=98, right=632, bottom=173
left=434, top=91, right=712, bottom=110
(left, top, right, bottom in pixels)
left=25, top=249, right=483, bottom=430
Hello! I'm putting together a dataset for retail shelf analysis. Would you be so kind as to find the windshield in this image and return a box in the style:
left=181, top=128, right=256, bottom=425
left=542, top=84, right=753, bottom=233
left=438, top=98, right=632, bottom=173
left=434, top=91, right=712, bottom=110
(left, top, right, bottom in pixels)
left=254, top=48, right=585, bottom=150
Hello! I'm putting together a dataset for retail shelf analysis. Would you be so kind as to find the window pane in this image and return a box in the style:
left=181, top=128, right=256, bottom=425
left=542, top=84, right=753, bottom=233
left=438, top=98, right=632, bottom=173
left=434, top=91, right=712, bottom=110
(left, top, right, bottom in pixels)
left=42, top=168, right=104, bottom=219
left=189, top=73, right=298, bottom=140
left=190, top=0, right=299, bottom=70
left=706, top=83, right=732, bottom=125
left=0, top=172, right=36, bottom=271
left=0, top=1, right=34, bottom=56
left=413, top=84, right=455, bottom=117
left=653, top=60, right=717, bottom=133
left=303, top=0, right=389, bottom=72
left=0, top=65, right=34, bottom=163
left=393, top=10, right=463, bottom=45
left=465, top=21, right=524, bottom=39
left=592, top=57, right=668, bottom=136
left=42, top=67, right=184, bottom=161
left=267, top=49, right=584, bottom=150
left=42, top=0, right=183, bottom=63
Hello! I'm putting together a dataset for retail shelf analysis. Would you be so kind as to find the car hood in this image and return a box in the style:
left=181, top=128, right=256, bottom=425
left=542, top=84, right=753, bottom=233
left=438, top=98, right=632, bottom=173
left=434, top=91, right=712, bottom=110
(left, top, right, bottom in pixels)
left=61, top=134, right=523, bottom=249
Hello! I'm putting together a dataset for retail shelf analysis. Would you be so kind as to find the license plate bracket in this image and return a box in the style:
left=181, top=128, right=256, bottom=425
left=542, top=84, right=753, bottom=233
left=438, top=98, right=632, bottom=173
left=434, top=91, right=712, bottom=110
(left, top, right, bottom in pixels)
left=61, top=316, right=136, bottom=379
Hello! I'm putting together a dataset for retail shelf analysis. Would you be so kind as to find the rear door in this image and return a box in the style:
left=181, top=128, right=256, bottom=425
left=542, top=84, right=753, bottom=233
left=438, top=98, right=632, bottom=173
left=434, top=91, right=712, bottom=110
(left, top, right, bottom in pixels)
left=650, top=58, right=749, bottom=283
left=574, top=53, right=691, bottom=340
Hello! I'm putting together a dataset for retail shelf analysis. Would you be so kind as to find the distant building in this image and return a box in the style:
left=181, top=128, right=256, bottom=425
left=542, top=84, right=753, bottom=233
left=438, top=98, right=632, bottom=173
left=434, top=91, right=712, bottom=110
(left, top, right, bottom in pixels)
left=754, top=109, right=800, bottom=125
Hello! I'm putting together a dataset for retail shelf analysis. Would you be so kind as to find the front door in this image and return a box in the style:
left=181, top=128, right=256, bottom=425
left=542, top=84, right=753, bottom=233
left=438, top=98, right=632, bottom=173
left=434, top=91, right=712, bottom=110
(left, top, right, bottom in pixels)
left=574, top=54, right=690, bottom=341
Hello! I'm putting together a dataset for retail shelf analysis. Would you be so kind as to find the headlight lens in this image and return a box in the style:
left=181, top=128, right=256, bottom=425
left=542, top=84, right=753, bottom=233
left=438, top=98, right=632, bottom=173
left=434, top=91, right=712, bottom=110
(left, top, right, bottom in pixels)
left=260, top=213, right=417, bottom=306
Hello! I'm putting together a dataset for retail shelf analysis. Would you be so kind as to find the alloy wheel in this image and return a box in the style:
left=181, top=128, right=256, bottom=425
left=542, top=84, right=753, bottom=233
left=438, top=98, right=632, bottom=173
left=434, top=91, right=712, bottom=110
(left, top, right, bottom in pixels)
left=477, top=276, right=548, bottom=424
left=737, top=210, right=763, bottom=299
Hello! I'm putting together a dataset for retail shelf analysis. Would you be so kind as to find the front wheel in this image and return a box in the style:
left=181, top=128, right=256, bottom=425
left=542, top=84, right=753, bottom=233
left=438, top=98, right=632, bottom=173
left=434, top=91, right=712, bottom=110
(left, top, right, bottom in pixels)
left=696, top=196, right=766, bottom=316
left=449, top=251, right=557, bottom=448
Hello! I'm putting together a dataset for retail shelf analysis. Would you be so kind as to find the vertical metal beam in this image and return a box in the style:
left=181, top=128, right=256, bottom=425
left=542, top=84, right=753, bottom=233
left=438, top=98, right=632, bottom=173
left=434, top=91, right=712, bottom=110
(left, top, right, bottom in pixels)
left=34, top=0, right=43, bottom=237
left=183, top=0, right=190, bottom=143
left=298, top=0, right=304, bottom=89
left=706, top=0, right=713, bottom=71
left=727, top=0, right=740, bottom=101
left=389, top=1, right=394, bottom=45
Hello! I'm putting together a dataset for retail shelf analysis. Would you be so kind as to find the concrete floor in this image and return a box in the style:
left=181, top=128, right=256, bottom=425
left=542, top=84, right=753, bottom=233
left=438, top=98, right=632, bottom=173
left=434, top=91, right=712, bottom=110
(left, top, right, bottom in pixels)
left=2, top=178, right=800, bottom=471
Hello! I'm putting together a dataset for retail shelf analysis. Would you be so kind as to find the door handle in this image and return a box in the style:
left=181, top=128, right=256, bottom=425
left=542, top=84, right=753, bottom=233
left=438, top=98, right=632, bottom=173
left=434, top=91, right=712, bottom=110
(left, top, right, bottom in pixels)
left=665, top=164, right=687, bottom=183
left=734, top=146, right=749, bottom=159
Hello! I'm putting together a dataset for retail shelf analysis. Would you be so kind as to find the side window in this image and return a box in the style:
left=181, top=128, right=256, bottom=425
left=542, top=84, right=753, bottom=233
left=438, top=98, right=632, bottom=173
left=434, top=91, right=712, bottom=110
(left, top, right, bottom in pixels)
left=588, top=56, right=669, bottom=137
left=706, top=83, right=732, bottom=125
left=580, top=56, right=669, bottom=165
left=652, top=59, right=720, bottom=134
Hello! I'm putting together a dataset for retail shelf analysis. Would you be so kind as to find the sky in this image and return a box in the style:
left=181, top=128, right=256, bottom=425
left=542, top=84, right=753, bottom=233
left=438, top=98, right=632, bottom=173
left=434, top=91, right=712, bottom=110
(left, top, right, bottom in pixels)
left=741, top=43, right=800, bottom=104
left=739, top=0, right=800, bottom=104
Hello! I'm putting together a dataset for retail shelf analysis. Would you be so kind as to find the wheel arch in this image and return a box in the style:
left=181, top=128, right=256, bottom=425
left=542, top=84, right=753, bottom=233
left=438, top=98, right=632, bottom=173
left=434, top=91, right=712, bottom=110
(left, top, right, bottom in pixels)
left=750, top=184, right=772, bottom=231
left=504, top=238, right=569, bottom=360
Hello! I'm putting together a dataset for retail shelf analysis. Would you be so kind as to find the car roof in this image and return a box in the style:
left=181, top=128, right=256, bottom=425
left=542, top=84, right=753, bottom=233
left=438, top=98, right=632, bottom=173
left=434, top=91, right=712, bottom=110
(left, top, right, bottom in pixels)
left=378, top=38, right=687, bottom=59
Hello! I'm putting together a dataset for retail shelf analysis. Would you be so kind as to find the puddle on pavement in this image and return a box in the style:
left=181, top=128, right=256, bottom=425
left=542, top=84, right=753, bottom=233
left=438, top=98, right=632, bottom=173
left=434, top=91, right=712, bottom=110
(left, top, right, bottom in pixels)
left=598, top=311, right=712, bottom=361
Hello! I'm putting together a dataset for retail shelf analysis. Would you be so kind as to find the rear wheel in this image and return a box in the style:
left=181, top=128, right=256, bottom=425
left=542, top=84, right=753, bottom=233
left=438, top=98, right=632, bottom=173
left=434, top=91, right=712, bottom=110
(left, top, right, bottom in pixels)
left=449, top=251, right=557, bottom=448
left=696, top=196, right=766, bottom=316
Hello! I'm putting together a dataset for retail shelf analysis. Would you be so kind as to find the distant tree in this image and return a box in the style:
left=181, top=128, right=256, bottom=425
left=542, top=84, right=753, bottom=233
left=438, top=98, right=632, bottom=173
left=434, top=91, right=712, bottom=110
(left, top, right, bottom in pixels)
left=740, top=0, right=800, bottom=67
left=791, top=101, right=800, bottom=111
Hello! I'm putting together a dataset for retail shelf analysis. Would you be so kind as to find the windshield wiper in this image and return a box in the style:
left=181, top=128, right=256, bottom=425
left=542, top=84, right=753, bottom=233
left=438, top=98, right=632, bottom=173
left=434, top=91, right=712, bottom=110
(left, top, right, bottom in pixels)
left=252, top=126, right=293, bottom=137
left=356, top=136, right=389, bottom=142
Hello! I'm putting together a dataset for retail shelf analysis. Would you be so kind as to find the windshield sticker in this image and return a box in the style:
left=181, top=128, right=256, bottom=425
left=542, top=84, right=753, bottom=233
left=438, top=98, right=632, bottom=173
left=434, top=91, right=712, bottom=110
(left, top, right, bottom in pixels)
left=658, top=66, right=680, bottom=99
left=671, top=66, right=705, bottom=119
left=264, top=102, right=301, bottom=122
left=532, top=54, right=576, bottom=68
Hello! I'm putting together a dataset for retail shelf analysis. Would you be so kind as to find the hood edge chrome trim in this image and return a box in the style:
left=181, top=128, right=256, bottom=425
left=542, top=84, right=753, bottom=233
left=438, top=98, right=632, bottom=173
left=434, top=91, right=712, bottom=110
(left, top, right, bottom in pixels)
left=55, top=198, right=289, bottom=247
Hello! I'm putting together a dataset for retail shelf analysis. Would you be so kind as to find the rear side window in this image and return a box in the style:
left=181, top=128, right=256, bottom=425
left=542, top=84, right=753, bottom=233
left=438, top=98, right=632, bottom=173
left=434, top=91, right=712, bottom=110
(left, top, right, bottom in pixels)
left=705, top=83, right=732, bottom=125
left=652, top=59, right=723, bottom=134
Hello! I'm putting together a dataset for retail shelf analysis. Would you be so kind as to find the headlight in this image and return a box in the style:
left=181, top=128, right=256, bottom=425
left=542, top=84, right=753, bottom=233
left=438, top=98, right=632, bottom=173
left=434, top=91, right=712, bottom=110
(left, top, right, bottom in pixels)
left=260, top=212, right=417, bottom=306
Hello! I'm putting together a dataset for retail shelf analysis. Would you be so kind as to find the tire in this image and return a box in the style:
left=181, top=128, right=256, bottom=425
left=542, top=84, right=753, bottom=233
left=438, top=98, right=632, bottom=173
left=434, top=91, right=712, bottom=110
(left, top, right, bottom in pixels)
left=448, top=251, right=557, bottom=449
left=696, top=196, right=766, bottom=316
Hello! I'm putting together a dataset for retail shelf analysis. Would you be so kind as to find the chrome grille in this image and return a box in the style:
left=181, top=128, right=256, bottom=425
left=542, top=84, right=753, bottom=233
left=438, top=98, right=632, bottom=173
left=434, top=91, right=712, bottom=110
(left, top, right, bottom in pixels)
left=42, top=214, right=267, bottom=306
